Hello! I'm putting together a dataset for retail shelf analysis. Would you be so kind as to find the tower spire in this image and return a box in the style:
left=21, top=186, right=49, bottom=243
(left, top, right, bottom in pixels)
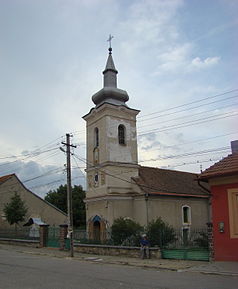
left=91, top=36, right=129, bottom=107
left=107, top=34, right=114, bottom=54
left=104, top=35, right=117, bottom=87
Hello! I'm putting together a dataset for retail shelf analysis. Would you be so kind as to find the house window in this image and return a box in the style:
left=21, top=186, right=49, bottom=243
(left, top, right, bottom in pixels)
left=182, top=205, right=191, bottom=225
left=118, top=124, right=126, bottom=145
left=228, top=188, right=238, bottom=238
left=94, top=127, right=99, bottom=147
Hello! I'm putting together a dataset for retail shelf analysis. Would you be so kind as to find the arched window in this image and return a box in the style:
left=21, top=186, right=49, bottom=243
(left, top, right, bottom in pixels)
left=118, top=124, right=126, bottom=145
left=94, top=127, right=99, bottom=147
left=182, top=205, right=191, bottom=224
left=94, top=173, right=99, bottom=186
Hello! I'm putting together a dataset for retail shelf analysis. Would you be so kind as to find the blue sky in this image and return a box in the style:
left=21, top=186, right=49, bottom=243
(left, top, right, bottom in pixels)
left=0, top=0, right=237, bottom=197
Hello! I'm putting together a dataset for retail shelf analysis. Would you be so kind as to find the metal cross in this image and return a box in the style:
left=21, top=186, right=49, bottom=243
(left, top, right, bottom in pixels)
left=107, top=34, right=114, bottom=49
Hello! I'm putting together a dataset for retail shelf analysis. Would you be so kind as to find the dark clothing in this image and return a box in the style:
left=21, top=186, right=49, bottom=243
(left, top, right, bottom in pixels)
left=140, top=237, right=150, bottom=259
left=140, top=238, right=150, bottom=246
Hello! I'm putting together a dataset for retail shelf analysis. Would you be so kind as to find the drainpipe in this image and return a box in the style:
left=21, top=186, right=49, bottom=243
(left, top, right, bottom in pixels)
left=145, top=193, right=149, bottom=226
left=197, top=177, right=212, bottom=223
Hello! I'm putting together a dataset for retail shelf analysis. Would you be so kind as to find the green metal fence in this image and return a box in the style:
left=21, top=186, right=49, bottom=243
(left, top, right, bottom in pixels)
left=46, top=227, right=60, bottom=248
left=159, top=228, right=209, bottom=261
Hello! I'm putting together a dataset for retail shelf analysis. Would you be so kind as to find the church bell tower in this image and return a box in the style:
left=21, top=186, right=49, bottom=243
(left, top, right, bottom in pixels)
left=83, top=42, right=140, bottom=240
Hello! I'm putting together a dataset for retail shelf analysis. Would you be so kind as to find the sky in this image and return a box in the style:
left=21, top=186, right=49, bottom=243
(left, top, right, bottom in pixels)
left=0, top=0, right=237, bottom=198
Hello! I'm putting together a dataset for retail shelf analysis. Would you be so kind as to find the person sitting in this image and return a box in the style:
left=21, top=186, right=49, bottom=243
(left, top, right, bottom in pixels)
left=140, top=234, right=150, bottom=259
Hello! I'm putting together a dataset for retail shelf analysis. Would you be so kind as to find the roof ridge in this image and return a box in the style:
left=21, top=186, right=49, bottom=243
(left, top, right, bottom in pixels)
left=140, top=165, right=198, bottom=175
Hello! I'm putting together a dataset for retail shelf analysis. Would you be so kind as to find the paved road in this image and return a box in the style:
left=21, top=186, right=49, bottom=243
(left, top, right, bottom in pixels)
left=0, top=248, right=237, bottom=289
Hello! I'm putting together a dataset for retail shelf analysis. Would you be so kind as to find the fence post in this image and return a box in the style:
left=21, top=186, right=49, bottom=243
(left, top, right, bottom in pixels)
left=207, top=222, right=214, bottom=261
left=39, top=224, right=49, bottom=248
left=59, top=224, right=68, bottom=250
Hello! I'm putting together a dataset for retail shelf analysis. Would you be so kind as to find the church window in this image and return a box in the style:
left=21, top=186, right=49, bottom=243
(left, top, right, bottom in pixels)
left=118, top=124, right=126, bottom=145
left=94, top=173, right=99, bottom=186
left=94, top=127, right=99, bottom=147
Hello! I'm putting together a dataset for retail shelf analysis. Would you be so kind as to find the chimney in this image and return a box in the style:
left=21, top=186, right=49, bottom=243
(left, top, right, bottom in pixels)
left=231, top=140, right=238, bottom=154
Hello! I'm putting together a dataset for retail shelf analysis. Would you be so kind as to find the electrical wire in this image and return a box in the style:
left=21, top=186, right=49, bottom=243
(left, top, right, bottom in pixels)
left=138, top=89, right=238, bottom=119
left=138, top=111, right=238, bottom=136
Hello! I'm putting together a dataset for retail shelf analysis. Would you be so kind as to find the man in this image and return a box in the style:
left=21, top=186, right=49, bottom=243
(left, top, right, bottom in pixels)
left=140, top=234, right=150, bottom=259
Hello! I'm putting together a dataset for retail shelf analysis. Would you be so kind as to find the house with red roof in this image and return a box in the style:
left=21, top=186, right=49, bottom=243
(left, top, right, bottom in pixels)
left=199, top=141, right=238, bottom=261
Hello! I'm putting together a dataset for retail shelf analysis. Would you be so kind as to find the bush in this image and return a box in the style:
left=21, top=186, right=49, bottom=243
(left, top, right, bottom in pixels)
left=146, top=217, right=176, bottom=248
left=111, top=217, right=143, bottom=245
left=194, top=231, right=209, bottom=248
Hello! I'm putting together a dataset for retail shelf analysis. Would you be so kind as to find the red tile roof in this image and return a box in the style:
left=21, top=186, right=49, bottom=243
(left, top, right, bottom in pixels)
left=199, top=152, right=238, bottom=180
left=0, top=174, right=14, bottom=184
left=132, top=166, right=208, bottom=196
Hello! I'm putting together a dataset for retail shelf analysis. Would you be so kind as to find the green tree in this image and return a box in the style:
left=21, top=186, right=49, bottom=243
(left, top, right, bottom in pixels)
left=3, top=193, right=28, bottom=227
left=45, top=184, right=86, bottom=228
left=146, top=217, right=176, bottom=248
left=111, top=217, right=143, bottom=245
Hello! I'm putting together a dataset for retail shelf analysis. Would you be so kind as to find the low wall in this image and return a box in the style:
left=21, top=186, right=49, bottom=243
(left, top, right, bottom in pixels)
left=0, top=238, right=40, bottom=248
left=74, top=243, right=161, bottom=259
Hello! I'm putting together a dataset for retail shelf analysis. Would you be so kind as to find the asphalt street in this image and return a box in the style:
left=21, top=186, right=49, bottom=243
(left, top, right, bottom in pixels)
left=0, top=247, right=237, bottom=289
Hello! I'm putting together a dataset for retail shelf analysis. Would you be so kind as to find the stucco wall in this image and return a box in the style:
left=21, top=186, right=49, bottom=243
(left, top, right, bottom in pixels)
left=86, top=197, right=134, bottom=227
left=0, top=176, right=67, bottom=229
left=210, top=181, right=238, bottom=261
left=86, top=194, right=209, bottom=230
left=133, top=196, right=209, bottom=228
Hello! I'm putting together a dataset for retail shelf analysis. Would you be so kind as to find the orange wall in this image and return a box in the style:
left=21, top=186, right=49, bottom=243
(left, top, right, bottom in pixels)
left=211, top=183, right=238, bottom=261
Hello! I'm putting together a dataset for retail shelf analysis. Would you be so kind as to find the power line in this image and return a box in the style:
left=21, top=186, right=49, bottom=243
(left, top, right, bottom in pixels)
left=139, top=146, right=230, bottom=163
left=22, top=167, right=65, bottom=184
left=73, top=153, right=209, bottom=195
left=138, top=111, right=238, bottom=136
left=138, top=88, right=238, bottom=119
left=0, top=147, right=59, bottom=167
left=168, top=157, right=223, bottom=169
left=138, top=101, right=238, bottom=129
left=138, top=94, right=238, bottom=123
left=138, top=131, right=238, bottom=154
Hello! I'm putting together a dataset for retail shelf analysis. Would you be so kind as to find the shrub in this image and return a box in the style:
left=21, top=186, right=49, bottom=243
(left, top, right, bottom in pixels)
left=146, top=217, right=176, bottom=248
left=194, top=231, right=209, bottom=248
left=111, top=217, right=143, bottom=245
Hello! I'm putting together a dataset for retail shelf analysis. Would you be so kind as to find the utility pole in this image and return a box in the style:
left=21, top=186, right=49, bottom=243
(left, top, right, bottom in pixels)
left=61, top=133, right=76, bottom=257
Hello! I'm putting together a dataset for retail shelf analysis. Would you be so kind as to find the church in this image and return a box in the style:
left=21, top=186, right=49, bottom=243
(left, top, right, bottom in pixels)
left=83, top=45, right=209, bottom=241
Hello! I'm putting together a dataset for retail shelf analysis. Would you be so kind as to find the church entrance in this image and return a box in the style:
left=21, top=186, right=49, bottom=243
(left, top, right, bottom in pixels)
left=88, top=215, right=107, bottom=242
left=93, top=220, right=100, bottom=241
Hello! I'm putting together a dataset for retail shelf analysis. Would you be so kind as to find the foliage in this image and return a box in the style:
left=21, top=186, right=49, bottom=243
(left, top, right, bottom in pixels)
left=45, top=184, right=86, bottom=228
left=3, top=193, right=28, bottom=226
left=194, top=231, right=209, bottom=248
left=111, top=217, right=143, bottom=245
left=146, top=217, right=176, bottom=247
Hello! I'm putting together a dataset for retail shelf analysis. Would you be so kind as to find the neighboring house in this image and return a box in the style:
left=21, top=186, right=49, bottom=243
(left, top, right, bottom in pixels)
left=0, top=174, right=67, bottom=229
left=199, top=141, right=238, bottom=261
left=83, top=47, right=210, bottom=241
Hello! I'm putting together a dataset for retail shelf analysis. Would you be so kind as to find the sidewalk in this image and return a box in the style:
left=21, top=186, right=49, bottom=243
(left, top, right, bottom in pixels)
left=1, top=243, right=238, bottom=277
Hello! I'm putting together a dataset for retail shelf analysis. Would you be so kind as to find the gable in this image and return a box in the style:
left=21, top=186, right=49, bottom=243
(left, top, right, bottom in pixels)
left=0, top=174, right=67, bottom=217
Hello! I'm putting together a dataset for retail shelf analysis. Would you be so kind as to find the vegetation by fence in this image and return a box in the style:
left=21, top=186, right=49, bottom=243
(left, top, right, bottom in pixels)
left=0, top=227, right=40, bottom=240
left=73, top=228, right=208, bottom=249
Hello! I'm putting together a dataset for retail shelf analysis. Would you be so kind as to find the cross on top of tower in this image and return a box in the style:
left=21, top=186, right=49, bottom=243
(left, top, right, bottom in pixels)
left=107, top=34, right=114, bottom=54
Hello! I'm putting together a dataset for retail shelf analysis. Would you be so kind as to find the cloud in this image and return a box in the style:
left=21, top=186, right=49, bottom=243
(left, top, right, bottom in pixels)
left=191, top=56, right=220, bottom=68
left=157, top=43, right=192, bottom=72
